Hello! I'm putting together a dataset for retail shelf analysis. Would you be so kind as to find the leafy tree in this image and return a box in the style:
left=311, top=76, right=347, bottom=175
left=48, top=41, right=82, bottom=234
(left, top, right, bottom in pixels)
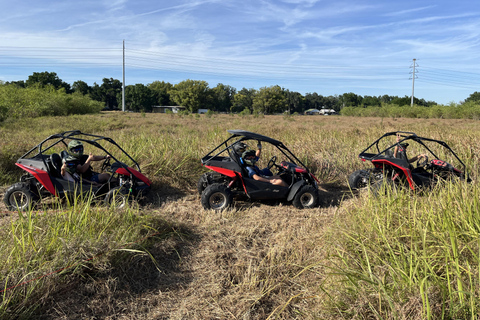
left=304, top=92, right=322, bottom=110
left=169, top=80, right=212, bottom=113
left=284, top=90, right=305, bottom=114
left=324, top=95, right=340, bottom=111
left=464, top=91, right=480, bottom=104
left=90, top=78, right=122, bottom=110
left=389, top=95, right=431, bottom=107
left=212, top=83, right=236, bottom=112
left=25, top=71, right=71, bottom=93
left=252, top=85, right=287, bottom=114
left=148, top=81, right=173, bottom=106
left=6, top=80, right=25, bottom=88
left=72, top=80, right=90, bottom=95
left=362, top=95, right=381, bottom=107
left=123, top=84, right=156, bottom=112
left=379, top=94, right=395, bottom=104
left=232, top=88, right=256, bottom=113
left=340, top=92, right=363, bottom=107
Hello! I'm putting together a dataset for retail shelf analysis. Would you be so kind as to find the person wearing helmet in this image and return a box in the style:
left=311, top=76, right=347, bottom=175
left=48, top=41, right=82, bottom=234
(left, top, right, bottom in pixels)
left=233, top=140, right=263, bottom=158
left=233, top=142, right=249, bottom=156
left=60, top=140, right=111, bottom=183
left=241, top=149, right=287, bottom=187
left=394, top=133, right=427, bottom=163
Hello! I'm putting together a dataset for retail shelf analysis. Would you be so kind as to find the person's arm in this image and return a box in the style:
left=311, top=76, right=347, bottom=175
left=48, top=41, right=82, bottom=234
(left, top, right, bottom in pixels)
left=394, top=133, right=400, bottom=157
left=91, top=155, right=109, bottom=161
left=61, top=162, right=67, bottom=176
left=256, top=141, right=262, bottom=158
left=77, top=154, right=109, bottom=173
left=409, top=153, right=427, bottom=163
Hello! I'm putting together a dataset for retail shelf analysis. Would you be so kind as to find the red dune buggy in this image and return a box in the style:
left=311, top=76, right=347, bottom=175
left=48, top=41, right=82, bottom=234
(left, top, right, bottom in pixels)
left=198, top=130, right=320, bottom=210
left=3, top=130, right=151, bottom=211
left=348, top=131, right=470, bottom=192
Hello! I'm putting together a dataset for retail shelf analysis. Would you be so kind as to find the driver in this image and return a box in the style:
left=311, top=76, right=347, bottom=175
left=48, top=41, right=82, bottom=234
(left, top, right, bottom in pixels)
left=60, top=140, right=111, bottom=183
left=394, top=133, right=427, bottom=164
left=241, top=150, right=288, bottom=187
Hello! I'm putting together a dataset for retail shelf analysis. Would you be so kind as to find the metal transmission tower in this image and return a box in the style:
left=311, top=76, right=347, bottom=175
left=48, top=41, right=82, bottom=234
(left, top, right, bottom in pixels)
left=409, top=58, right=419, bottom=107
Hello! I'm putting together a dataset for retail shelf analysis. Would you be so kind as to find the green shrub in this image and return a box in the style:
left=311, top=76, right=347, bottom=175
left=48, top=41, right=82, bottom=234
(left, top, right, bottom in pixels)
left=0, top=84, right=103, bottom=122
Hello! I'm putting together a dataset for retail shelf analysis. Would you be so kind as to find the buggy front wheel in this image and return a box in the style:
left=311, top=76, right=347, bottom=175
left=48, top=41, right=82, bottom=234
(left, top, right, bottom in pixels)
left=3, top=182, right=38, bottom=211
left=104, top=187, right=131, bottom=209
left=201, top=183, right=233, bottom=211
left=292, top=185, right=319, bottom=209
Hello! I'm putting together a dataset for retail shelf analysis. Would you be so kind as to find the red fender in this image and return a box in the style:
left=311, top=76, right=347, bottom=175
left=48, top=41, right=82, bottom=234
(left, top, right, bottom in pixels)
left=116, top=167, right=152, bottom=186
left=16, top=163, right=57, bottom=196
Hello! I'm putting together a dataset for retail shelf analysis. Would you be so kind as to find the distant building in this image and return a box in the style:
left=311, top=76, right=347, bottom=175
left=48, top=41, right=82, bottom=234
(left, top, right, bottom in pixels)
left=305, top=108, right=321, bottom=115
left=198, top=109, right=209, bottom=114
left=319, top=108, right=337, bottom=115
left=152, top=106, right=186, bottom=113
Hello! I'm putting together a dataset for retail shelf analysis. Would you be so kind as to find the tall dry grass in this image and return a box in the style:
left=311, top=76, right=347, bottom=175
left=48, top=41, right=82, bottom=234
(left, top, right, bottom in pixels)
left=1, top=112, right=480, bottom=319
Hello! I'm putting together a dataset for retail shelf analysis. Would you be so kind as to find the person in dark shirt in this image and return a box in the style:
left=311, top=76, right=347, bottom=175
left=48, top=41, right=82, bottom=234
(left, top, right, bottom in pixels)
left=60, top=140, right=111, bottom=183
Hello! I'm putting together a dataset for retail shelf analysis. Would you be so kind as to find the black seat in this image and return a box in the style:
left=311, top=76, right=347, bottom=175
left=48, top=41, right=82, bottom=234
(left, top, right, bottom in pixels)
left=50, top=153, right=63, bottom=177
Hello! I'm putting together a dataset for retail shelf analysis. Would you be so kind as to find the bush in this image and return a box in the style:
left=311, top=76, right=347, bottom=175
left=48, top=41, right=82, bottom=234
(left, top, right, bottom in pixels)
left=340, top=103, right=480, bottom=119
left=0, top=84, right=103, bottom=122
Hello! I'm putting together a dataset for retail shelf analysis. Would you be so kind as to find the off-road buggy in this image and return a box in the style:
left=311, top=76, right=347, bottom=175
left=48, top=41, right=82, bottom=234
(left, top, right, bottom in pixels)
left=198, top=130, right=320, bottom=210
left=3, top=130, right=151, bottom=211
left=348, top=131, right=470, bottom=192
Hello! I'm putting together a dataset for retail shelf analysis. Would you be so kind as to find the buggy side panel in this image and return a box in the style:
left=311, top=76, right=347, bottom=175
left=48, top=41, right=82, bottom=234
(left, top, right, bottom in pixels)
left=204, top=166, right=240, bottom=178
left=242, top=177, right=289, bottom=200
left=17, top=156, right=49, bottom=171
left=371, top=159, right=415, bottom=190
left=16, top=163, right=57, bottom=196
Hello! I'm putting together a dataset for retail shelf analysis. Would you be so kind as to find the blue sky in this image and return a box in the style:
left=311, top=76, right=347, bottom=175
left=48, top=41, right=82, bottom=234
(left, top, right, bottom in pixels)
left=1, top=0, right=480, bottom=104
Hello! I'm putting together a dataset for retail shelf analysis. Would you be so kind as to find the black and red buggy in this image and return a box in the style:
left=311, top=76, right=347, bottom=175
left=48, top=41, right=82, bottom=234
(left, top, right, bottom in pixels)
left=3, top=130, right=151, bottom=211
left=198, top=130, right=320, bottom=210
left=348, top=131, right=470, bottom=192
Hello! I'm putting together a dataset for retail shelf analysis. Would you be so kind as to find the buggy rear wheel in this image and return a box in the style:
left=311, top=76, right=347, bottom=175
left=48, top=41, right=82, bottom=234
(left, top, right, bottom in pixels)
left=201, top=183, right=233, bottom=211
left=3, top=182, right=38, bottom=211
left=292, top=185, right=319, bottom=209
left=348, top=169, right=371, bottom=190
left=197, top=172, right=226, bottom=195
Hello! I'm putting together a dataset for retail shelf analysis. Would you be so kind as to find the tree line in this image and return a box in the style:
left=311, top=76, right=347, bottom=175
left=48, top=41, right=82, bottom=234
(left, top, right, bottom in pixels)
left=4, top=71, right=480, bottom=115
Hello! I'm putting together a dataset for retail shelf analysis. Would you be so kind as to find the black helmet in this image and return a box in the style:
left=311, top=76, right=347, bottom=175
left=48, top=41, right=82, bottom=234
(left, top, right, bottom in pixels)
left=68, top=140, right=84, bottom=158
left=241, top=150, right=257, bottom=166
left=233, top=142, right=248, bottom=156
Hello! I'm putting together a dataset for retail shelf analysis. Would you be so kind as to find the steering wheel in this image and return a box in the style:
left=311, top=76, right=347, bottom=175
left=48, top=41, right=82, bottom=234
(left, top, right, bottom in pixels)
left=416, top=155, right=429, bottom=169
left=267, top=156, right=277, bottom=170
left=101, top=156, right=111, bottom=172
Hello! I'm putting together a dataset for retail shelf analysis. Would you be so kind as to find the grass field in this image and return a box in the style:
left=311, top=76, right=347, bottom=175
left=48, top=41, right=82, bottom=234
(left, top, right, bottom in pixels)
left=1, top=112, right=480, bottom=319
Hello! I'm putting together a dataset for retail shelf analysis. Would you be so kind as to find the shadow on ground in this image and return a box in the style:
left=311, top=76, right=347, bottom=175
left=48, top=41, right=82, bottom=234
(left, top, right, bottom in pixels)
left=33, top=217, right=201, bottom=319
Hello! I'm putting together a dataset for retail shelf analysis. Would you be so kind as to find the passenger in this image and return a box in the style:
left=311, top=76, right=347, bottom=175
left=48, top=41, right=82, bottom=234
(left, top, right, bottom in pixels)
left=241, top=149, right=288, bottom=187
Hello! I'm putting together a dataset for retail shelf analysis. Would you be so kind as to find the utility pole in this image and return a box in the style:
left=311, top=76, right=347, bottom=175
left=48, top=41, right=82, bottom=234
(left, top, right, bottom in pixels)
left=122, top=40, right=125, bottom=112
left=410, top=58, right=418, bottom=107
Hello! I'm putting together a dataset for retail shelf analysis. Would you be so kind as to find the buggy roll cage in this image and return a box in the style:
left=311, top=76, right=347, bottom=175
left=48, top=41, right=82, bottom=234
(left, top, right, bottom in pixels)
left=359, top=131, right=468, bottom=172
left=201, top=129, right=313, bottom=174
left=19, top=130, right=143, bottom=174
